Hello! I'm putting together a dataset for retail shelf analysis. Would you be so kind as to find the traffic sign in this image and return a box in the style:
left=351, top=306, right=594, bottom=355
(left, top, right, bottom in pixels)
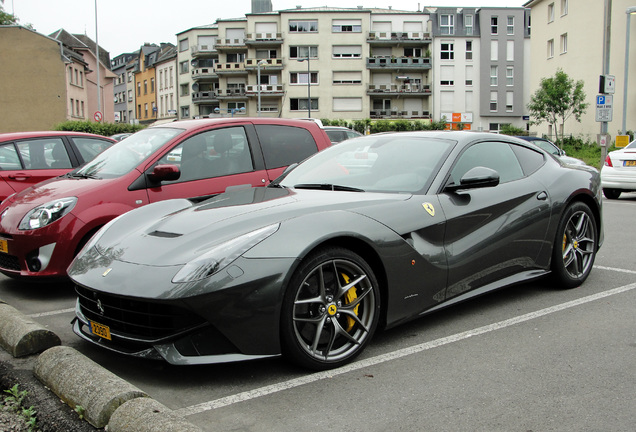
left=94, top=111, right=103, bottom=122
left=595, top=95, right=613, bottom=122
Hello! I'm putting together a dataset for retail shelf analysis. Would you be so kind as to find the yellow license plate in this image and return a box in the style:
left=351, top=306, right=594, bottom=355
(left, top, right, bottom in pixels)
left=625, top=160, right=636, bottom=166
left=90, top=321, right=111, bottom=340
left=0, top=239, right=7, bottom=254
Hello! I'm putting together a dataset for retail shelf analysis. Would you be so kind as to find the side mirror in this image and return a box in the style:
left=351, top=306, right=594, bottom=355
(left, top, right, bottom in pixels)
left=445, top=166, right=500, bottom=192
left=148, top=164, right=180, bottom=183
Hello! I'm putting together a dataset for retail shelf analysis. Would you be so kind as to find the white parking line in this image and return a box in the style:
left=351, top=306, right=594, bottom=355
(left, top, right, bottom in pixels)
left=176, top=280, right=636, bottom=418
left=27, top=307, right=74, bottom=318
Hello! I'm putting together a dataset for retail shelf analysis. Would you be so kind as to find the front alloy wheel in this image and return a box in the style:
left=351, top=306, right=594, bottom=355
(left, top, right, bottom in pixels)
left=281, top=247, right=380, bottom=370
left=551, top=202, right=597, bottom=288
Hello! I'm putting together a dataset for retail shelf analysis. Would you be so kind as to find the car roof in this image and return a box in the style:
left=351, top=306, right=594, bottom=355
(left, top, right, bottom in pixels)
left=151, top=117, right=325, bottom=133
left=0, top=131, right=110, bottom=143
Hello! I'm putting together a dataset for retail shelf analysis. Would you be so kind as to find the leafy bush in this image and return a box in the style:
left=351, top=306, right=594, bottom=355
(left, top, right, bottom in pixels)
left=54, top=121, right=144, bottom=137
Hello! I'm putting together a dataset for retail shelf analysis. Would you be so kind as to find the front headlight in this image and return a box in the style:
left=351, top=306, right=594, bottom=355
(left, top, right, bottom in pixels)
left=172, top=223, right=280, bottom=284
left=19, top=197, right=78, bottom=230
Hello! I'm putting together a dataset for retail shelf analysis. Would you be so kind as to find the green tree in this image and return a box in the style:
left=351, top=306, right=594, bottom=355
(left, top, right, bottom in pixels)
left=0, top=1, right=18, bottom=25
left=527, top=69, right=588, bottom=145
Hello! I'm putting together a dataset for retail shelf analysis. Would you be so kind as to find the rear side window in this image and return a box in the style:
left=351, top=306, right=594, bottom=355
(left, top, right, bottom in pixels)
left=0, top=144, right=22, bottom=170
left=16, top=138, right=69, bottom=169
left=511, top=144, right=545, bottom=176
left=255, top=125, right=319, bottom=169
left=72, top=137, right=113, bottom=162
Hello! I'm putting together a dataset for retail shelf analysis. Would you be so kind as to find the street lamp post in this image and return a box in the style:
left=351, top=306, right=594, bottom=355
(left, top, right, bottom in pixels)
left=297, top=54, right=311, bottom=117
left=622, top=7, right=636, bottom=135
left=256, top=59, right=268, bottom=117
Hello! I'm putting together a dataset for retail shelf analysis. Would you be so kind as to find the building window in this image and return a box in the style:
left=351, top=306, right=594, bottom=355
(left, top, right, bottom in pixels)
left=179, top=38, right=189, bottom=52
left=440, top=14, right=454, bottom=35
left=490, top=91, right=498, bottom=111
left=547, top=39, right=554, bottom=58
left=440, top=65, right=454, bottom=86
left=332, top=45, right=362, bottom=58
left=289, top=46, right=318, bottom=59
left=79, top=71, right=83, bottom=87
left=137, top=104, right=142, bottom=118
left=506, top=91, right=514, bottom=112
left=506, top=66, right=514, bottom=86
left=332, top=19, right=361, bottom=33
left=290, top=98, right=318, bottom=111
left=169, top=67, right=173, bottom=87
left=491, top=16, right=498, bottom=35
left=440, top=42, right=454, bottom=60
left=180, top=84, right=189, bottom=96
left=144, top=103, right=148, bottom=118
left=490, top=66, right=498, bottom=86
left=465, top=65, right=473, bottom=86
left=128, top=90, right=132, bottom=102
left=333, top=97, right=362, bottom=111
left=464, top=15, right=473, bottom=36
left=491, top=40, right=499, bottom=61
left=289, top=20, right=318, bottom=32
left=151, top=78, right=155, bottom=93
left=227, top=102, right=246, bottom=111
left=548, top=3, right=555, bottom=23
left=333, top=71, right=362, bottom=84
left=290, top=72, right=318, bottom=84
left=137, top=82, right=141, bottom=96
left=507, top=16, right=514, bottom=35
left=152, top=102, right=156, bottom=116
left=404, top=47, right=422, bottom=57
left=128, top=71, right=132, bottom=82
left=144, top=80, right=148, bottom=95
left=68, top=67, right=73, bottom=83
left=507, top=41, right=515, bottom=61
left=179, top=61, right=189, bottom=74
left=560, top=33, right=568, bottom=54
left=180, top=106, right=190, bottom=118
left=561, top=0, right=568, bottom=16
left=465, top=40, right=473, bottom=60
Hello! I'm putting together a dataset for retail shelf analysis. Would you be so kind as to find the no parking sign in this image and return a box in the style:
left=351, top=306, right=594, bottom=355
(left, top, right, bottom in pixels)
left=94, top=111, right=103, bottom=122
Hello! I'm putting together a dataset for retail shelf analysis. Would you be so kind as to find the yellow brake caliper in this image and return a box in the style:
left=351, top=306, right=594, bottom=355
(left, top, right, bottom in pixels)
left=341, top=274, right=359, bottom=332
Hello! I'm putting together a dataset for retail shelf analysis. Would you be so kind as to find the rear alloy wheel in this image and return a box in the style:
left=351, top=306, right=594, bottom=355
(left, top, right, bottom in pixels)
left=551, top=202, right=597, bottom=288
left=281, top=247, right=380, bottom=370
left=602, top=188, right=621, bottom=199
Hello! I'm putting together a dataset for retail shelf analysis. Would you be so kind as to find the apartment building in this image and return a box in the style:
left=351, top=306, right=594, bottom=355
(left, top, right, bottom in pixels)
left=524, top=0, right=636, bottom=140
left=112, top=53, right=135, bottom=123
left=172, top=5, right=530, bottom=132
left=132, top=43, right=176, bottom=125
left=155, top=46, right=178, bottom=122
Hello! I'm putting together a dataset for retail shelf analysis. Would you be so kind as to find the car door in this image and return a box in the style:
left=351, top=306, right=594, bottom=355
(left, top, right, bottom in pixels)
left=437, top=140, right=552, bottom=301
left=0, top=138, right=75, bottom=200
left=145, top=125, right=269, bottom=203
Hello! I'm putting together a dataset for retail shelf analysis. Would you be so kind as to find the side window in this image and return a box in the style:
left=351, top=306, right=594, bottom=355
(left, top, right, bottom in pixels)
left=72, top=138, right=113, bottom=162
left=158, top=126, right=254, bottom=183
left=17, top=138, right=70, bottom=169
left=0, top=144, right=23, bottom=170
left=450, top=141, right=524, bottom=184
left=510, top=144, right=545, bottom=176
left=255, top=125, right=318, bottom=169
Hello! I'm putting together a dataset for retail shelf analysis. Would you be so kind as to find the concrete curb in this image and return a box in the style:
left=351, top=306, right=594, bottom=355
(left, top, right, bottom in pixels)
left=0, top=301, right=61, bottom=357
left=34, top=345, right=148, bottom=428
left=108, top=397, right=203, bottom=432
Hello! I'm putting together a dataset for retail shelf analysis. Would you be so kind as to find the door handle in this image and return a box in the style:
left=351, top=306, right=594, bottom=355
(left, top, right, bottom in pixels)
left=8, top=173, right=31, bottom=181
left=537, top=191, right=548, bottom=201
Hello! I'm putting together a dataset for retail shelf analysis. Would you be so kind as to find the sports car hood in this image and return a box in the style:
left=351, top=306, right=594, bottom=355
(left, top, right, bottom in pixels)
left=84, top=186, right=411, bottom=267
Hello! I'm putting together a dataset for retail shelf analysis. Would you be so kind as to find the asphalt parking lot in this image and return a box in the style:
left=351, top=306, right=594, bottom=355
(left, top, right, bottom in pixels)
left=1, top=194, right=635, bottom=432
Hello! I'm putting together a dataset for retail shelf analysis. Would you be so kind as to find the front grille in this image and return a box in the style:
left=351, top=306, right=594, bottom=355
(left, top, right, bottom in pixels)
left=76, top=285, right=206, bottom=340
left=0, top=254, right=20, bottom=271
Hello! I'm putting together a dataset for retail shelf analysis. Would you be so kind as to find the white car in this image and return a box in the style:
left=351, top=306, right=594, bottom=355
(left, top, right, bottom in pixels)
left=601, top=139, right=636, bottom=199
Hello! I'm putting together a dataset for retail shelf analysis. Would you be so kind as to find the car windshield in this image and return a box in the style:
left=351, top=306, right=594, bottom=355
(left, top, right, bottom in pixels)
left=279, top=134, right=453, bottom=193
left=626, top=140, right=636, bottom=149
left=75, top=128, right=182, bottom=178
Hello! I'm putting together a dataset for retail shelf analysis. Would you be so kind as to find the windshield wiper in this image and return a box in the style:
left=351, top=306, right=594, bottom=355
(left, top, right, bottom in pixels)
left=65, top=172, right=101, bottom=179
left=293, top=183, right=365, bottom=192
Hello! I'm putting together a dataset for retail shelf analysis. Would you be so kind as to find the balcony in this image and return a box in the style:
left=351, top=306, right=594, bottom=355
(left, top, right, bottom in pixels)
left=192, top=91, right=219, bottom=104
left=245, top=84, right=285, bottom=97
left=367, top=83, right=431, bottom=96
left=245, top=33, right=283, bottom=45
left=191, top=44, right=217, bottom=57
left=191, top=67, right=217, bottom=80
left=215, top=38, right=247, bottom=50
left=367, top=56, right=431, bottom=70
left=217, top=88, right=248, bottom=100
left=214, top=62, right=247, bottom=75
left=367, top=31, right=432, bottom=45
left=370, top=110, right=431, bottom=119
left=244, top=58, right=283, bottom=70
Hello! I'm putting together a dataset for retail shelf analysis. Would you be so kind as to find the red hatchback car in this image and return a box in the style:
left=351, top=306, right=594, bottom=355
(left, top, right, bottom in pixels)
left=0, top=118, right=331, bottom=280
left=0, top=131, right=115, bottom=203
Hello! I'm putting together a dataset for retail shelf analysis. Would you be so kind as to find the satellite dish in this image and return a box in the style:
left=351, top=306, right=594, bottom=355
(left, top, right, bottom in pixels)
left=192, top=82, right=199, bottom=91
left=191, top=59, right=198, bottom=67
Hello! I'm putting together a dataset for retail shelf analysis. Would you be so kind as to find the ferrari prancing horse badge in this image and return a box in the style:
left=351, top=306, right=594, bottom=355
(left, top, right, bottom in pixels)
left=422, top=202, right=435, bottom=216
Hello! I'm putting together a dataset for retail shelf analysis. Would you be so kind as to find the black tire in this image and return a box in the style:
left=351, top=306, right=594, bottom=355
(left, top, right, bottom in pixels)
left=602, top=188, right=621, bottom=199
left=551, top=202, right=597, bottom=289
left=281, top=247, right=380, bottom=370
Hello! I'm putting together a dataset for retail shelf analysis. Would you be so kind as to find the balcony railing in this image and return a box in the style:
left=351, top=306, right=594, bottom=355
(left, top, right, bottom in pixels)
left=367, top=56, right=431, bottom=69
left=370, top=110, right=431, bottom=119
left=367, top=83, right=431, bottom=95
left=244, top=58, right=284, bottom=69
left=367, top=31, right=432, bottom=43
left=192, top=91, right=219, bottom=103
left=191, top=67, right=217, bottom=80
left=245, top=84, right=285, bottom=96
left=245, top=33, right=283, bottom=44
left=217, top=88, right=247, bottom=98
left=191, top=44, right=217, bottom=56
left=215, top=38, right=247, bottom=49
left=214, top=62, right=247, bottom=74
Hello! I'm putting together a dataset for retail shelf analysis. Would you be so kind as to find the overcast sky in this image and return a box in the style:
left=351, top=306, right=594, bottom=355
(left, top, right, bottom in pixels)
left=10, top=0, right=525, bottom=56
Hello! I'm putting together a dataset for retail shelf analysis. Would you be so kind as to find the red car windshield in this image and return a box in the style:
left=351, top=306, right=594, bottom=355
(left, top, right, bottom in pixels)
left=75, top=128, right=183, bottom=178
